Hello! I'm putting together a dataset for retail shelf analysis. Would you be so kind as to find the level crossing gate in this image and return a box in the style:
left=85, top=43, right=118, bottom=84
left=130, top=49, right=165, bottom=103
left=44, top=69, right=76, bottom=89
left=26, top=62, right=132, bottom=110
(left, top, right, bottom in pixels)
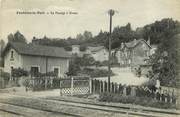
left=59, top=76, right=92, bottom=96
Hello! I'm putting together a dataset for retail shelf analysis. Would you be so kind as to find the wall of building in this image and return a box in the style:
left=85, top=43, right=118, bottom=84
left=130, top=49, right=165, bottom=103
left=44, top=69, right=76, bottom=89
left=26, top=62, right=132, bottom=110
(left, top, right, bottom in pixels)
left=4, top=48, right=22, bottom=73
left=72, top=45, right=80, bottom=54
left=132, top=41, right=150, bottom=66
left=21, top=55, right=69, bottom=77
left=115, top=41, right=151, bottom=67
left=91, top=49, right=108, bottom=62
left=116, top=48, right=131, bottom=67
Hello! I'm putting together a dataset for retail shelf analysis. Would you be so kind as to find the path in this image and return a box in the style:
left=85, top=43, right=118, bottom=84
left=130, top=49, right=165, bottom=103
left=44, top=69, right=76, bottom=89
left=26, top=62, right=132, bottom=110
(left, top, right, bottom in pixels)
left=95, top=67, right=149, bottom=85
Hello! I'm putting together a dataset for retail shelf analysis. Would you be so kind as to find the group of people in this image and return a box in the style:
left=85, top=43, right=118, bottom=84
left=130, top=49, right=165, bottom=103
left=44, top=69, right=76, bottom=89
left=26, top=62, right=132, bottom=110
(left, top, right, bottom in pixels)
left=134, top=67, right=141, bottom=78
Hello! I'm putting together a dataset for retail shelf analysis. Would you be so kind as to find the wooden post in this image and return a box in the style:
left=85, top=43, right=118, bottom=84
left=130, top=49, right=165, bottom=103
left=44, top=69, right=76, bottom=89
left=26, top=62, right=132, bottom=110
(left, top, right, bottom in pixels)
left=59, top=79, right=62, bottom=96
left=119, top=84, right=121, bottom=94
left=94, top=80, right=96, bottom=93
left=50, top=77, right=53, bottom=88
left=131, top=87, right=136, bottom=96
left=123, top=86, right=127, bottom=96
left=71, top=77, right=74, bottom=96
left=102, top=81, right=105, bottom=93
left=112, top=82, right=114, bottom=93
left=99, top=81, right=102, bottom=93
left=114, top=83, right=117, bottom=93
left=89, top=77, right=92, bottom=94
left=165, top=96, right=167, bottom=103
left=170, top=96, right=173, bottom=103
left=2, top=79, right=4, bottom=88
left=45, top=77, right=47, bottom=90
left=32, top=77, right=35, bottom=89
left=105, top=81, right=107, bottom=92
left=109, top=82, right=111, bottom=93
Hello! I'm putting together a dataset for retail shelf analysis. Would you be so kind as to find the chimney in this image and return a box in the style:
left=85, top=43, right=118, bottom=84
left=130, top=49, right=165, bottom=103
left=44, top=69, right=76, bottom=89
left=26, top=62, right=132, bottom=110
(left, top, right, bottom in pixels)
left=134, top=39, right=137, bottom=45
left=121, top=42, right=124, bottom=49
left=32, top=36, right=39, bottom=45
left=147, top=36, right=150, bottom=45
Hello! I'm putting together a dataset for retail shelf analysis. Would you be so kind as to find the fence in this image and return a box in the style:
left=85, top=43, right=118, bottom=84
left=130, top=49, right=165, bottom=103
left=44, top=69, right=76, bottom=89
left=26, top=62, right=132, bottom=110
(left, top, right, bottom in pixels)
left=91, top=79, right=177, bottom=104
left=0, top=78, right=5, bottom=89
left=0, top=77, right=10, bottom=89
left=25, top=76, right=92, bottom=95
left=60, top=76, right=91, bottom=96
left=25, top=76, right=54, bottom=91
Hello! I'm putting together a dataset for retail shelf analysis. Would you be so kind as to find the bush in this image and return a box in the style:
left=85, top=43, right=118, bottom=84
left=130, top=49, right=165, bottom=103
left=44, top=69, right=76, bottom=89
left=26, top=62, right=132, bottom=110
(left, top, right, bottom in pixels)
left=64, top=46, right=72, bottom=51
left=12, top=68, right=29, bottom=77
left=66, top=63, right=81, bottom=76
left=79, top=45, right=86, bottom=51
left=1, top=71, right=10, bottom=81
left=100, top=60, right=108, bottom=66
left=99, top=92, right=176, bottom=109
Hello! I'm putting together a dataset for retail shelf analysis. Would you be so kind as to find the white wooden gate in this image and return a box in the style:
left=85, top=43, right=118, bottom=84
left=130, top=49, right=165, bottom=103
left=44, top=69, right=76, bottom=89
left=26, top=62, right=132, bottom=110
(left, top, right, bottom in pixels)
left=60, top=76, right=92, bottom=96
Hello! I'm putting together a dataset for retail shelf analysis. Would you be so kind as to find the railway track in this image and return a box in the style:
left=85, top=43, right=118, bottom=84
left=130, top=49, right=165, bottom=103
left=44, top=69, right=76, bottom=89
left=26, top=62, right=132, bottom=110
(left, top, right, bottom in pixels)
left=0, top=102, right=80, bottom=117
left=0, top=109, right=24, bottom=117
left=46, top=97, right=180, bottom=116
left=0, top=101, right=155, bottom=117
left=45, top=97, right=179, bottom=117
left=0, top=94, right=179, bottom=117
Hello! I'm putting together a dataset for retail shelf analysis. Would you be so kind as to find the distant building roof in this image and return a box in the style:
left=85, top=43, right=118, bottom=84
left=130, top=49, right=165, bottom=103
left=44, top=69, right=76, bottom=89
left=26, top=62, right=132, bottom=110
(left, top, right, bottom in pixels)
left=125, top=39, right=151, bottom=49
left=87, top=46, right=106, bottom=52
left=2, top=42, right=71, bottom=58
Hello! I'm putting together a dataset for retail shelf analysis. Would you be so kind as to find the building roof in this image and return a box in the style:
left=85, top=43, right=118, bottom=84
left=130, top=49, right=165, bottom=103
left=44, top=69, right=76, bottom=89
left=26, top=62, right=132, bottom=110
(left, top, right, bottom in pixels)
left=87, top=46, right=106, bottom=52
left=2, top=42, right=71, bottom=58
left=125, top=39, right=152, bottom=49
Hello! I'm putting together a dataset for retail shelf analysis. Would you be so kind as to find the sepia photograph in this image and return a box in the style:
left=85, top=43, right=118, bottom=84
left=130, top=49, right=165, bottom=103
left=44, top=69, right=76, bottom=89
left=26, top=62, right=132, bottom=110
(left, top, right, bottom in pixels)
left=0, top=0, right=180, bottom=116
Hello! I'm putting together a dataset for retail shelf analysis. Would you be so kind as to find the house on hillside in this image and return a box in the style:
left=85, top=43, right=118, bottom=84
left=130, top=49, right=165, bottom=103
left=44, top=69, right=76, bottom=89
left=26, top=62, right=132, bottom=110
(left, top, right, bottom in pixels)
left=71, top=45, right=80, bottom=54
left=70, top=45, right=86, bottom=57
left=86, top=46, right=108, bottom=62
left=2, top=42, right=71, bottom=77
left=114, top=39, right=152, bottom=68
left=68, top=45, right=109, bottom=62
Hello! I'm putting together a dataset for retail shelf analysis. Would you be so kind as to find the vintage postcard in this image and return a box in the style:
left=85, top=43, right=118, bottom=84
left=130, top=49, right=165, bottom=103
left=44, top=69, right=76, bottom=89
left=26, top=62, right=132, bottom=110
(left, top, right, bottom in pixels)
left=0, top=0, right=180, bottom=116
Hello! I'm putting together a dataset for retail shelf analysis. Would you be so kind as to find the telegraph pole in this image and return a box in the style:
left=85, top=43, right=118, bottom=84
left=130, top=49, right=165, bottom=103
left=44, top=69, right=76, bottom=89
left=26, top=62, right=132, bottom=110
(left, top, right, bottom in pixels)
left=108, top=9, right=115, bottom=92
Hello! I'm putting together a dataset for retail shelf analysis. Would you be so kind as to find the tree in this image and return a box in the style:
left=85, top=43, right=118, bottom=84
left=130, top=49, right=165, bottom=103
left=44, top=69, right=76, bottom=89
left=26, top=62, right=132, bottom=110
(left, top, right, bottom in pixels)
left=66, top=55, right=81, bottom=76
left=141, top=18, right=180, bottom=44
left=93, top=30, right=109, bottom=47
left=0, top=40, right=5, bottom=67
left=83, top=31, right=93, bottom=40
left=8, top=31, right=27, bottom=43
left=7, top=33, right=14, bottom=42
left=0, top=40, right=5, bottom=55
left=76, top=33, right=84, bottom=40
left=149, top=30, right=179, bottom=87
left=110, top=23, right=138, bottom=49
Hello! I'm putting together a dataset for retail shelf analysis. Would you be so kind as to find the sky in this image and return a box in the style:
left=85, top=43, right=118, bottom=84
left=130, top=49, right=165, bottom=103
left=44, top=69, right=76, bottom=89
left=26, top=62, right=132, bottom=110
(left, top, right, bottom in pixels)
left=0, top=0, right=180, bottom=42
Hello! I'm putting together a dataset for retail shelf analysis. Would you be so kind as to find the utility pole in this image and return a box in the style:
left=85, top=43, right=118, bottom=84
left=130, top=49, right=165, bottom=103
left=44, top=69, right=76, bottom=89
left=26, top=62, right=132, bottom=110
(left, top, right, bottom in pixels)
left=108, top=9, right=115, bottom=92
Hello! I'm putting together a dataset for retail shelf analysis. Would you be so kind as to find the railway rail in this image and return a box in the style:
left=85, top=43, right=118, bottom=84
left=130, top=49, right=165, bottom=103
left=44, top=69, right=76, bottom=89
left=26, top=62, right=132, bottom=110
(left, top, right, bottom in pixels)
left=0, top=94, right=179, bottom=117
left=0, top=102, right=80, bottom=117
left=46, top=97, right=180, bottom=116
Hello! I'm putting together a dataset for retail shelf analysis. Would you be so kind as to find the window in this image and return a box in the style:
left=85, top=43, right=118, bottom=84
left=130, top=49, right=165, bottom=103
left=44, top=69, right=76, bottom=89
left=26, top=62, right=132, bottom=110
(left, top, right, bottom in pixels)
left=31, top=66, right=39, bottom=77
left=128, top=59, right=131, bottom=64
left=10, top=51, right=14, bottom=61
left=54, top=68, right=59, bottom=77
left=144, top=50, right=149, bottom=57
left=11, top=51, right=14, bottom=58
